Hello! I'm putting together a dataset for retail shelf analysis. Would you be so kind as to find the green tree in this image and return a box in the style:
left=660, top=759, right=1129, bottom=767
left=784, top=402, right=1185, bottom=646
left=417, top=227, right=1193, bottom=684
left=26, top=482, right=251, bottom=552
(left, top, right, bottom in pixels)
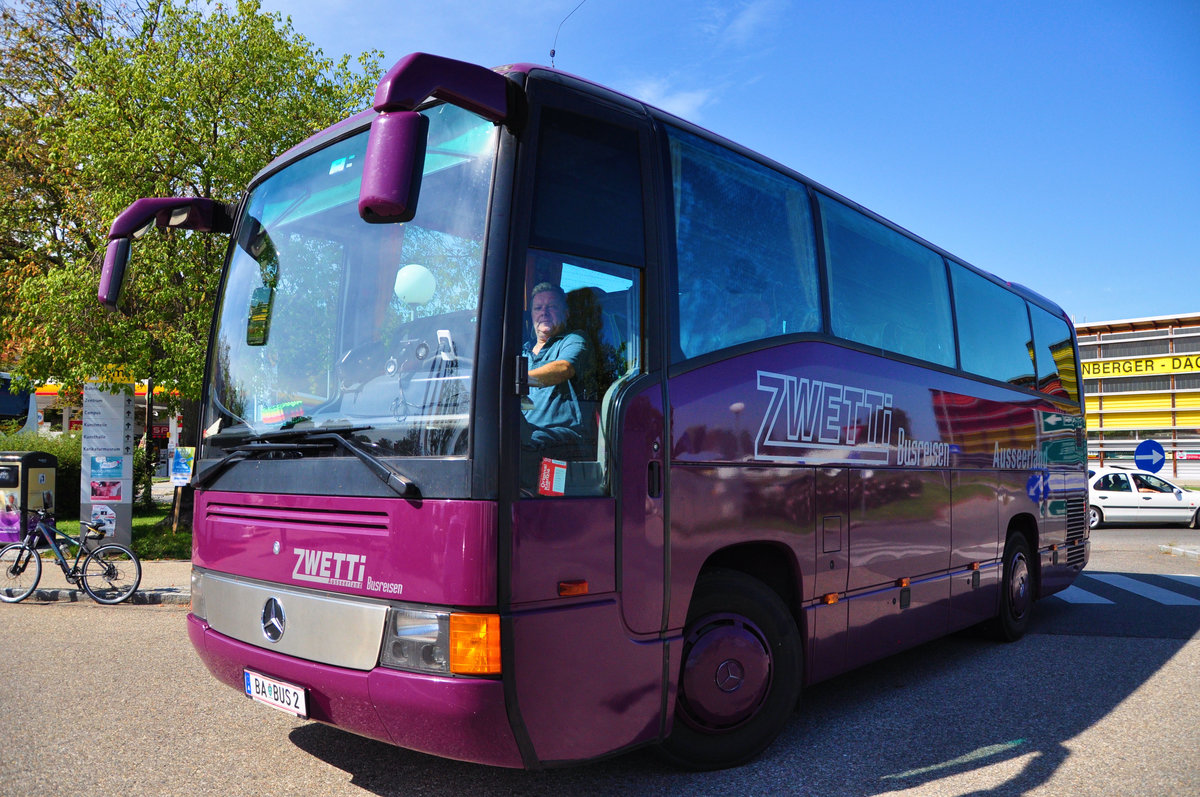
left=2, top=0, right=380, bottom=411
left=0, top=0, right=111, bottom=365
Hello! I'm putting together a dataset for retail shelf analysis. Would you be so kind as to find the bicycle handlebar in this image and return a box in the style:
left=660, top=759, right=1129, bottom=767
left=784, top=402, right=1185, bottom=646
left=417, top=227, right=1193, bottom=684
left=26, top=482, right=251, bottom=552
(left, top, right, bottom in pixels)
left=18, top=508, right=107, bottom=540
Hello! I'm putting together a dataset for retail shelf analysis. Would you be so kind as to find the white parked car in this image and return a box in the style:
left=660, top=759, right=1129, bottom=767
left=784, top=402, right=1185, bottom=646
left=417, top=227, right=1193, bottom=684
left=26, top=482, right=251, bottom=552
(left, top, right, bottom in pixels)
left=1087, top=466, right=1200, bottom=529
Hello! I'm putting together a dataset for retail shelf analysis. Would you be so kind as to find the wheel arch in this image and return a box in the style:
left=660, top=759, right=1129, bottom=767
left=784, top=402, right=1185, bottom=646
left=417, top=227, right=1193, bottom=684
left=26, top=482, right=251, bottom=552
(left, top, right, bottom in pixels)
left=695, top=542, right=804, bottom=635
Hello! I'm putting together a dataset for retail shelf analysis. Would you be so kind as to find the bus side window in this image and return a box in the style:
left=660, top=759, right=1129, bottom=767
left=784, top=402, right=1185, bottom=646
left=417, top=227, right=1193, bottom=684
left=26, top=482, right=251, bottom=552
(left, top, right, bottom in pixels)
left=530, top=107, right=644, bottom=267
left=519, top=257, right=641, bottom=497
left=667, top=127, right=819, bottom=362
left=1029, top=304, right=1079, bottom=402
left=819, top=195, right=955, bottom=368
left=951, top=262, right=1037, bottom=388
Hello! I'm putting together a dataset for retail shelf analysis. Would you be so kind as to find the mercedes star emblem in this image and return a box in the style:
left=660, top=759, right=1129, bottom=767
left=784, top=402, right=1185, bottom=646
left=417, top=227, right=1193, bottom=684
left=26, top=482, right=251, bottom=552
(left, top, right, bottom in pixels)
left=261, top=597, right=286, bottom=643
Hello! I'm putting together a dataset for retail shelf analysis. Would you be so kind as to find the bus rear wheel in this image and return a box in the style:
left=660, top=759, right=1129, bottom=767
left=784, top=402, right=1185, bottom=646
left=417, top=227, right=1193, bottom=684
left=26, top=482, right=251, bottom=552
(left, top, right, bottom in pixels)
left=659, top=569, right=801, bottom=770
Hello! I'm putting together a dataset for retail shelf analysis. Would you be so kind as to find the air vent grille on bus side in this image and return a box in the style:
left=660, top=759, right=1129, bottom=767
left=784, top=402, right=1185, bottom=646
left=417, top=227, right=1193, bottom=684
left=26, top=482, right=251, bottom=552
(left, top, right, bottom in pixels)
left=1065, top=492, right=1087, bottom=543
left=1065, top=490, right=1088, bottom=567
left=204, top=501, right=390, bottom=532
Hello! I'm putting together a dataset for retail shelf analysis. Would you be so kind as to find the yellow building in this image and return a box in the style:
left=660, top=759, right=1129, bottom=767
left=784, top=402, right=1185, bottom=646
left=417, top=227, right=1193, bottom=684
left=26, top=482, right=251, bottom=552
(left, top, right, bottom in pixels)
left=1078, top=312, right=1200, bottom=481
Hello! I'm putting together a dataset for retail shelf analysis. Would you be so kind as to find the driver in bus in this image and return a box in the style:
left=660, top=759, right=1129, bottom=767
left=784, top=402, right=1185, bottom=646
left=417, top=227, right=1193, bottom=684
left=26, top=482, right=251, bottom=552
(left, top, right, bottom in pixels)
left=521, top=282, right=594, bottom=467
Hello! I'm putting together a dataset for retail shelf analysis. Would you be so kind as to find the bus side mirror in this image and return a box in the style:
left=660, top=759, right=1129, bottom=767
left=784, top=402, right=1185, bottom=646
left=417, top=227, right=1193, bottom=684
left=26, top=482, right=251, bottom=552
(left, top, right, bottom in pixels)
left=99, top=238, right=131, bottom=309
left=358, top=111, right=429, bottom=224
left=98, top=197, right=234, bottom=310
left=358, top=52, right=509, bottom=224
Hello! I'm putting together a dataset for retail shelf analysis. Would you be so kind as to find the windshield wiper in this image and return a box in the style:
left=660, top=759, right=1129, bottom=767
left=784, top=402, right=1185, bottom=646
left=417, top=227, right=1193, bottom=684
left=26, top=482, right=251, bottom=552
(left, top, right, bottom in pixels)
left=195, top=425, right=420, bottom=499
left=192, top=440, right=330, bottom=490
left=302, top=430, right=419, bottom=499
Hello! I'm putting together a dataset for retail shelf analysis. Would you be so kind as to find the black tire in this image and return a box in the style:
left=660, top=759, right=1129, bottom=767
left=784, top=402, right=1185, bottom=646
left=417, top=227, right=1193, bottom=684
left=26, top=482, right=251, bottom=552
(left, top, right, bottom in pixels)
left=992, top=533, right=1034, bottom=642
left=659, top=569, right=802, bottom=770
left=0, top=544, right=42, bottom=603
left=1088, top=506, right=1103, bottom=530
left=81, top=544, right=141, bottom=604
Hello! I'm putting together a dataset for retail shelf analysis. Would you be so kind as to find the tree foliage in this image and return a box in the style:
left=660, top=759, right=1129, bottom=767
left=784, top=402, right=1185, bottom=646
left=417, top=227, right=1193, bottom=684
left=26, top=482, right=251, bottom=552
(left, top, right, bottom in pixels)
left=0, top=0, right=381, bottom=410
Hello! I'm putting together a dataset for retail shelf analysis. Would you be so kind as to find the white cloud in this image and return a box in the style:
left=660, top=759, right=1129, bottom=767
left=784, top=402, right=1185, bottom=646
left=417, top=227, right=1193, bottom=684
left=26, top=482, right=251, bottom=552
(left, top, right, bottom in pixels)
left=626, top=0, right=785, bottom=120
left=627, top=77, right=715, bottom=119
left=701, top=0, right=788, bottom=49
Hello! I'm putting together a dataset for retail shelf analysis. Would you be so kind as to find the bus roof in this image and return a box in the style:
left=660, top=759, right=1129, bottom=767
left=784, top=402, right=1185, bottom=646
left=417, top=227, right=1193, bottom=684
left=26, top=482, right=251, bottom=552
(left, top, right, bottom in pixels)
left=248, top=57, right=1067, bottom=321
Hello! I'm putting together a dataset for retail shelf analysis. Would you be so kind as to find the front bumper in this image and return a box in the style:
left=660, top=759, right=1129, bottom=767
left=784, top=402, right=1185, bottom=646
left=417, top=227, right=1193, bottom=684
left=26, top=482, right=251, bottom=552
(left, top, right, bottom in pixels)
left=187, top=614, right=523, bottom=768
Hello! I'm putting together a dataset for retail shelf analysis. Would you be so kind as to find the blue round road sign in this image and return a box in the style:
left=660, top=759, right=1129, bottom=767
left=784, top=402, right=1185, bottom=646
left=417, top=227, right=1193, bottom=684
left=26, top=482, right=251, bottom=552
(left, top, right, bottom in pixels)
left=1134, top=439, right=1166, bottom=473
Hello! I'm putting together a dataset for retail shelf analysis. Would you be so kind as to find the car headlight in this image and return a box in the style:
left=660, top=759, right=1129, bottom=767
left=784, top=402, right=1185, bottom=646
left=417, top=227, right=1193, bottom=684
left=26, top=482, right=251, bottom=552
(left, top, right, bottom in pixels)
left=381, top=607, right=500, bottom=675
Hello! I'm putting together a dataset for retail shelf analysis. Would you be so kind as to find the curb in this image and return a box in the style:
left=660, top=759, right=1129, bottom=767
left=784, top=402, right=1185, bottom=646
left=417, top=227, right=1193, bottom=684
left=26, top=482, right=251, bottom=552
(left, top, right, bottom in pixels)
left=24, top=588, right=191, bottom=606
left=1158, top=544, right=1200, bottom=560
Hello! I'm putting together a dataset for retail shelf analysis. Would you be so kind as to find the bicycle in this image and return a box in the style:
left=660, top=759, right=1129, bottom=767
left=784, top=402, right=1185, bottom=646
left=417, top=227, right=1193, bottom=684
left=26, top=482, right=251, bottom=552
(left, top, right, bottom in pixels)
left=0, top=509, right=141, bottom=604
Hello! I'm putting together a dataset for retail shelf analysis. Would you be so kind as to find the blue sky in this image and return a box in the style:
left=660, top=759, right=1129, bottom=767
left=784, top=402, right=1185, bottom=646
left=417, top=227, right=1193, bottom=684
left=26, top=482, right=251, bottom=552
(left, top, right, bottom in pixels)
left=258, top=0, right=1198, bottom=325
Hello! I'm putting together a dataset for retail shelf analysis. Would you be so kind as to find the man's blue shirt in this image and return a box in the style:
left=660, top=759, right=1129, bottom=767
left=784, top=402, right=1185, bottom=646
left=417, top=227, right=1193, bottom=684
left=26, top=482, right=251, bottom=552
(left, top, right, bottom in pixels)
left=522, top=330, right=592, bottom=449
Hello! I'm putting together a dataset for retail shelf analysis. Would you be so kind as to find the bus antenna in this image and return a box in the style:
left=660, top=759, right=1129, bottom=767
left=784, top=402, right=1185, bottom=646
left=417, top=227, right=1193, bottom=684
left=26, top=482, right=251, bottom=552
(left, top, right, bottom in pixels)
left=550, top=0, right=589, bottom=67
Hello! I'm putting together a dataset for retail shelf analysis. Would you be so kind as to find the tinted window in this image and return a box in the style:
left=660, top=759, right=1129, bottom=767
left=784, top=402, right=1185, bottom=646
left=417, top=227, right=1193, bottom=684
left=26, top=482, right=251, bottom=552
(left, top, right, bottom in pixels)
left=531, top=108, right=644, bottom=266
left=1030, top=304, right=1079, bottom=402
left=519, top=254, right=642, bottom=497
left=668, top=128, right=820, bottom=361
left=1097, top=473, right=1129, bottom=492
left=819, top=196, right=955, bottom=367
left=950, top=263, right=1036, bottom=388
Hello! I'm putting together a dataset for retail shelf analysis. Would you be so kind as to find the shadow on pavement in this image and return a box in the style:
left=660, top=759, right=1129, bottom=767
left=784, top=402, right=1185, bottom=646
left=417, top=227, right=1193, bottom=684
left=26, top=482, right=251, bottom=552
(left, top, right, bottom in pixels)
left=288, top=575, right=1200, bottom=796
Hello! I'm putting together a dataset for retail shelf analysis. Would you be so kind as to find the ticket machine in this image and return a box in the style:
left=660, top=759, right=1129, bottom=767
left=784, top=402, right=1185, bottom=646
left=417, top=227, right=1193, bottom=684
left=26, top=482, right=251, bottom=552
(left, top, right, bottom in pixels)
left=0, top=451, right=57, bottom=544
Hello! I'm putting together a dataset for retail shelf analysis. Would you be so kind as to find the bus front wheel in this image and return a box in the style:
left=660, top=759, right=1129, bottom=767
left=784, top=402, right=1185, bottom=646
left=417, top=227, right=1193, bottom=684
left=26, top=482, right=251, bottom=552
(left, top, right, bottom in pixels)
left=659, top=568, right=801, bottom=770
left=992, top=532, right=1034, bottom=642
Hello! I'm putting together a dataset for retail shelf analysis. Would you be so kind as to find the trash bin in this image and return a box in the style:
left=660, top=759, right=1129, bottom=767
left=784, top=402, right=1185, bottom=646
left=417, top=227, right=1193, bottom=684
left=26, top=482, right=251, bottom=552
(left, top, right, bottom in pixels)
left=0, top=451, right=57, bottom=545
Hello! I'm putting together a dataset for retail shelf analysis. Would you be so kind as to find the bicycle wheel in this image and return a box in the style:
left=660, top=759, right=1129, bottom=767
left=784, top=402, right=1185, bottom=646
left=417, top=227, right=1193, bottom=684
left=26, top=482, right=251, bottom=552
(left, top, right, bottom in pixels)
left=1, top=543, right=42, bottom=603
left=80, top=544, right=141, bottom=604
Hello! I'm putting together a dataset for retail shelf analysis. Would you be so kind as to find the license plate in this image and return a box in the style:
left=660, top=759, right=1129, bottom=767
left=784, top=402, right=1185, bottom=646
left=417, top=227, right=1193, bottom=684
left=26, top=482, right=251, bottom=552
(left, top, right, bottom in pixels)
left=244, top=670, right=308, bottom=718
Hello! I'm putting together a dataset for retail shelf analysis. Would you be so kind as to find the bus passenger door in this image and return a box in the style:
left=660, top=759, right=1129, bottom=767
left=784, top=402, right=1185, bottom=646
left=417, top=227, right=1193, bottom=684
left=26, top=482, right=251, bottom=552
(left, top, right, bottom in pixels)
left=504, top=77, right=668, bottom=763
left=617, top=378, right=667, bottom=635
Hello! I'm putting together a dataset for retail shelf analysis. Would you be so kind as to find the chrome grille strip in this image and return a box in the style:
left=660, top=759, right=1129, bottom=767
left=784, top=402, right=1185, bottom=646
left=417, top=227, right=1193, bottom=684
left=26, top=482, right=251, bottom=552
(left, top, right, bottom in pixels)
left=201, top=570, right=387, bottom=670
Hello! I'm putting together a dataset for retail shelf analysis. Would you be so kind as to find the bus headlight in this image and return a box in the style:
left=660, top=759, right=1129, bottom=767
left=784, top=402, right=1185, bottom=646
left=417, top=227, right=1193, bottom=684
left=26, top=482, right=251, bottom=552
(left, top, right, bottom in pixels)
left=381, top=608, right=449, bottom=673
left=380, top=608, right=500, bottom=675
left=190, top=568, right=206, bottom=620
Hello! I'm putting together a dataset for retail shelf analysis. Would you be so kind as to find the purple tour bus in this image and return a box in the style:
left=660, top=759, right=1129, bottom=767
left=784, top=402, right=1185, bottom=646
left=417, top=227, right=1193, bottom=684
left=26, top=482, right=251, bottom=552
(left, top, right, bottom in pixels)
left=99, top=53, right=1088, bottom=769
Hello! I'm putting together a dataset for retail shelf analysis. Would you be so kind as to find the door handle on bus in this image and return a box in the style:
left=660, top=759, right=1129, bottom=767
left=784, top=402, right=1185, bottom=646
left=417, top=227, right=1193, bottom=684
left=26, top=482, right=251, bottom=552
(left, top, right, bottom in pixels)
left=647, top=460, right=662, bottom=498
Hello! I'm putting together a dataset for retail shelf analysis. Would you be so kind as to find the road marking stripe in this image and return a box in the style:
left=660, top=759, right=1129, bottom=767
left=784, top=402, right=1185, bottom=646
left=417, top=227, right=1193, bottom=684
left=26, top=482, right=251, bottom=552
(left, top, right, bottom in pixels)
left=1085, top=573, right=1200, bottom=606
left=1162, top=574, right=1200, bottom=588
left=1052, top=585, right=1114, bottom=605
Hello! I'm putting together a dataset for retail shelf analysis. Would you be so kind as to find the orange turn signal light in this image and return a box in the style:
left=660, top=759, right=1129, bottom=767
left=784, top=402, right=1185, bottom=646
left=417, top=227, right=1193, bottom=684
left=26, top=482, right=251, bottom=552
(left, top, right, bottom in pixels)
left=821, top=593, right=839, bottom=605
left=968, top=562, right=980, bottom=571
left=558, top=579, right=589, bottom=597
left=897, top=577, right=911, bottom=588
left=449, top=613, right=501, bottom=675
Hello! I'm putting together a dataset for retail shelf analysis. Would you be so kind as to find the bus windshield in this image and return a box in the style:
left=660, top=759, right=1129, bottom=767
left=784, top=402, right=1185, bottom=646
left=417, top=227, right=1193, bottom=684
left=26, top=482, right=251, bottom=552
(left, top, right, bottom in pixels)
left=202, top=103, right=498, bottom=457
